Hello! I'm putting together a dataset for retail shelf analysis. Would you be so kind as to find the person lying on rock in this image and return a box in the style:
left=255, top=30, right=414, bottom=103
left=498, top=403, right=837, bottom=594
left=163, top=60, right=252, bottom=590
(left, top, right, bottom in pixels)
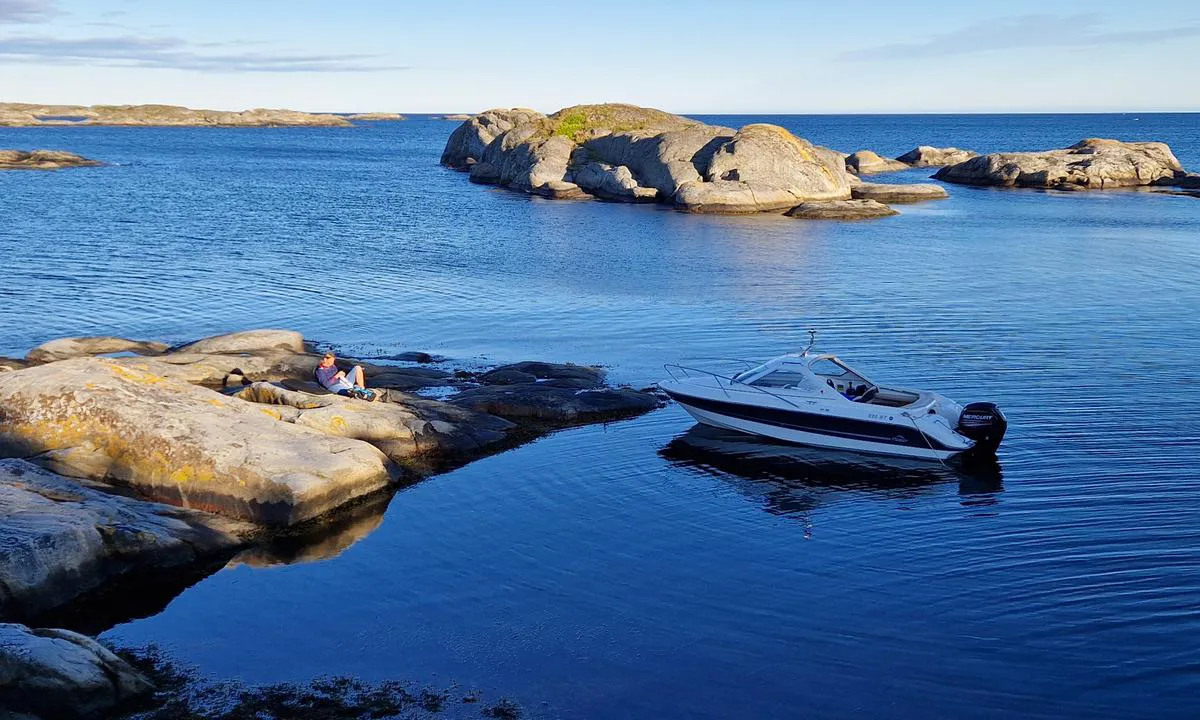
left=315, top=352, right=378, bottom=401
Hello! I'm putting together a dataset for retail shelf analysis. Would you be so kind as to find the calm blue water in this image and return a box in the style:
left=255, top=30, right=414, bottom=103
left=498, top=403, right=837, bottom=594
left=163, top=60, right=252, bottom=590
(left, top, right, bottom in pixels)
left=2, top=114, right=1199, bottom=719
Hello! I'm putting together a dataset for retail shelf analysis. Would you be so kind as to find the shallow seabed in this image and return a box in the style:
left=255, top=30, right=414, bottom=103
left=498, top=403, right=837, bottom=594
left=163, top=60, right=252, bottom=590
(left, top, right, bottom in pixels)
left=2, top=114, right=1199, bottom=719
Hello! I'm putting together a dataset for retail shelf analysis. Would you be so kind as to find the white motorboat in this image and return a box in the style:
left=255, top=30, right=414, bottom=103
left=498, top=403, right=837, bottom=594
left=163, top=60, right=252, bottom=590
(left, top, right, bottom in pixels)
left=658, top=338, right=1006, bottom=462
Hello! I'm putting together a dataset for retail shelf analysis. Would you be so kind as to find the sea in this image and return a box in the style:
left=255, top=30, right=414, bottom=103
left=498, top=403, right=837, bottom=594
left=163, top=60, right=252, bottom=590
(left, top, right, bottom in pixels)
left=1, top=113, right=1198, bottom=719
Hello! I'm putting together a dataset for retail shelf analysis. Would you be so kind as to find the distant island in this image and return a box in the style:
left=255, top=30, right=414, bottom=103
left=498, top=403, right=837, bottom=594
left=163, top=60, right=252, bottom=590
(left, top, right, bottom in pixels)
left=0, top=103, right=385, bottom=127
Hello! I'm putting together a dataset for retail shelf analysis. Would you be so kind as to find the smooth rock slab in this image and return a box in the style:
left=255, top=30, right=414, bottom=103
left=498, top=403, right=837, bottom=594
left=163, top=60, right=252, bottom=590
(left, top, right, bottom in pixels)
left=786, top=199, right=899, bottom=220
left=896, top=145, right=978, bottom=167
left=235, top=382, right=514, bottom=472
left=851, top=182, right=949, bottom=203
left=0, top=358, right=394, bottom=526
left=173, top=328, right=306, bottom=355
left=25, top=336, right=169, bottom=364
left=0, top=459, right=249, bottom=618
left=0, top=623, right=153, bottom=719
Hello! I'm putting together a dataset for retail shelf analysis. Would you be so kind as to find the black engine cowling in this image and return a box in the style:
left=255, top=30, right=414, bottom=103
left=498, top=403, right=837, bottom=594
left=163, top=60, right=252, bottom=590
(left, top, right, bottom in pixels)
left=956, top=402, right=1008, bottom=454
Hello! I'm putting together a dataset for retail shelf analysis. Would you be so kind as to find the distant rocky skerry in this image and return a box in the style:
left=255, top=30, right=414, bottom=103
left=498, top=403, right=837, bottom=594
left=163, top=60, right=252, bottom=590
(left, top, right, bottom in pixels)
left=441, top=103, right=1198, bottom=214
left=0, top=149, right=99, bottom=170
left=0, top=103, right=400, bottom=127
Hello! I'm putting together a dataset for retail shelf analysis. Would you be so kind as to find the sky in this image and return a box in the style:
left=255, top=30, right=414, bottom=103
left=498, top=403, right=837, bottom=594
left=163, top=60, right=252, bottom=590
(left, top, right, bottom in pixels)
left=0, top=0, right=1198, bottom=114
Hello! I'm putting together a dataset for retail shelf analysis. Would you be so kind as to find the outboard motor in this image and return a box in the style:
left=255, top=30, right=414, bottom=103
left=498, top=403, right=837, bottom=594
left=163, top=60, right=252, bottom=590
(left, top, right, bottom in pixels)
left=956, top=402, right=1008, bottom=455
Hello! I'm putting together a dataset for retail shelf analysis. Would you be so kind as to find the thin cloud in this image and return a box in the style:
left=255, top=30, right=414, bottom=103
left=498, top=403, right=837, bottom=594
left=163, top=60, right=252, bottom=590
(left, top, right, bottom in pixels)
left=839, top=13, right=1200, bottom=61
left=0, top=33, right=406, bottom=72
left=0, top=0, right=55, bottom=23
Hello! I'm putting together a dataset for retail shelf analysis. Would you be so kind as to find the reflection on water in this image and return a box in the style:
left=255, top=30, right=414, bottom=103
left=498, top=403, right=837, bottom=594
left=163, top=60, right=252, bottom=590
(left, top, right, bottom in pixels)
left=660, top=424, right=1003, bottom=529
left=232, top=488, right=396, bottom=568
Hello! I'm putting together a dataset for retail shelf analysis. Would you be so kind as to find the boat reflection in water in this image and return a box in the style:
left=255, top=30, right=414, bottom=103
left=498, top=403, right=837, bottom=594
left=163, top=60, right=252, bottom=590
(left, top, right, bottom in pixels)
left=659, top=425, right=1003, bottom=527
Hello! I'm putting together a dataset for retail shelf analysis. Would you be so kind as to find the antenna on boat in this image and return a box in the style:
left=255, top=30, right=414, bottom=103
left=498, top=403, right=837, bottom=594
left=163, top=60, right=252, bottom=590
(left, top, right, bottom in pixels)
left=803, top=328, right=816, bottom=356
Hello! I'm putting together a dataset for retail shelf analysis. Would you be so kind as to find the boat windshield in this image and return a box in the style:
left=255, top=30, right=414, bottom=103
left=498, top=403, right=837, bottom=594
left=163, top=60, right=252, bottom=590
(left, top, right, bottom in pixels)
left=809, top=357, right=871, bottom=387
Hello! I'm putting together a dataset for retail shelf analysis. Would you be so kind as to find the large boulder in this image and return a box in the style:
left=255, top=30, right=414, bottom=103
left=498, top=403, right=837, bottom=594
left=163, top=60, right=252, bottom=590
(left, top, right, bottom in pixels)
left=173, top=328, right=306, bottom=355
left=896, top=146, right=978, bottom=167
left=0, top=459, right=249, bottom=618
left=675, top=124, right=852, bottom=213
left=473, top=127, right=589, bottom=199
left=25, top=336, right=169, bottom=364
left=0, top=623, right=153, bottom=718
left=440, top=108, right=547, bottom=169
left=851, top=182, right=949, bottom=203
left=568, top=160, right=658, bottom=202
left=582, top=124, right=734, bottom=198
left=845, top=150, right=909, bottom=175
left=785, top=199, right=898, bottom=220
left=934, top=138, right=1185, bottom=189
left=0, top=358, right=394, bottom=526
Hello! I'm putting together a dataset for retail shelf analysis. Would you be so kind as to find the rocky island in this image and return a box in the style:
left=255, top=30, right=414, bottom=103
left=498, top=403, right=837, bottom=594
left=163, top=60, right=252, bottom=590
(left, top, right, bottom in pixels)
left=0, top=149, right=99, bottom=170
left=0, top=103, right=358, bottom=127
left=440, top=103, right=953, bottom=219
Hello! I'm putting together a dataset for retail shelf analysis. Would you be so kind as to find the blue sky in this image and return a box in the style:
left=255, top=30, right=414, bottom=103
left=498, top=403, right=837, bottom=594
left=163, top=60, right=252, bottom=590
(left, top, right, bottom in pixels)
left=0, top=0, right=1197, bottom=113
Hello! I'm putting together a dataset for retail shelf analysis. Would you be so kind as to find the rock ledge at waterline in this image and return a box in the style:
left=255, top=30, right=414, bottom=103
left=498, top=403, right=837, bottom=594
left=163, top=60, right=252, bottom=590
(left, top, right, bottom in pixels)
left=440, top=103, right=932, bottom=217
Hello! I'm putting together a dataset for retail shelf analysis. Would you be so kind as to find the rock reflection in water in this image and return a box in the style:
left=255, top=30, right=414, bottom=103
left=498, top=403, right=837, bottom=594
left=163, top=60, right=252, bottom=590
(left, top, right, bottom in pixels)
left=232, top=488, right=397, bottom=568
left=659, top=425, right=1002, bottom=526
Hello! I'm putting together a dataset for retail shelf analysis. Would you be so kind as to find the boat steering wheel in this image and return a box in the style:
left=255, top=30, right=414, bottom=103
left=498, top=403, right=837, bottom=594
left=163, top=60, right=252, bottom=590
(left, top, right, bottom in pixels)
left=855, top=385, right=879, bottom=403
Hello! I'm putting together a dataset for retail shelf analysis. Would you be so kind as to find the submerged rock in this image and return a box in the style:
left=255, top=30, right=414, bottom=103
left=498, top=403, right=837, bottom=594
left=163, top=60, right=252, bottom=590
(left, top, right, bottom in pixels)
left=851, top=182, right=949, bottom=203
left=896, top=145, right=978, bottom=167
left=0, top=459, right=249, bottom=619
left=785, top=199, right=899, bottom=220
left=0, top=623, right=153, bottom=718
left=0, top=358, right=394, bottom=526
left=25, top=336, right=169, bottom=364
left=0, top=150, right=100, bottom=170
left=845, top=150, right=909, bottom=174
left=934, top=138, right=1186, bottom=189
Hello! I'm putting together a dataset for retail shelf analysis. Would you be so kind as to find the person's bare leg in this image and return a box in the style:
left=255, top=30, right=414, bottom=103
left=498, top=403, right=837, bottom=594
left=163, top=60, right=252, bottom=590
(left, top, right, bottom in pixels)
left=353, top=366, right=366, bottom=388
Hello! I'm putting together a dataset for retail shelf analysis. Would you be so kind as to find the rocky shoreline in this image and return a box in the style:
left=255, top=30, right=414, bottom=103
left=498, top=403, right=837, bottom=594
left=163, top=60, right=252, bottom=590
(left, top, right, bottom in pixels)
left=0, top=328, right=659, bottom=717
left=0, top=329, right=660, bottom=612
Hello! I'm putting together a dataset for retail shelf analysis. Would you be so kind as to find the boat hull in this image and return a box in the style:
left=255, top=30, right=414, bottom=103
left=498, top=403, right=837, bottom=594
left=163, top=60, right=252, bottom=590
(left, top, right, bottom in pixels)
left=665, top=390, right=968, bottom=462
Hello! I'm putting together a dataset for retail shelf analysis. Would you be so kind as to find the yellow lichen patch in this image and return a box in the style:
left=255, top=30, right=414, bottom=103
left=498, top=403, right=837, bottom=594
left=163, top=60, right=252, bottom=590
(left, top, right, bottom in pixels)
left=107, top=362, right=166, bottom=386
left=207, top=398, right=225, bottom=407
left=259, top=407, right=283, bottom=420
